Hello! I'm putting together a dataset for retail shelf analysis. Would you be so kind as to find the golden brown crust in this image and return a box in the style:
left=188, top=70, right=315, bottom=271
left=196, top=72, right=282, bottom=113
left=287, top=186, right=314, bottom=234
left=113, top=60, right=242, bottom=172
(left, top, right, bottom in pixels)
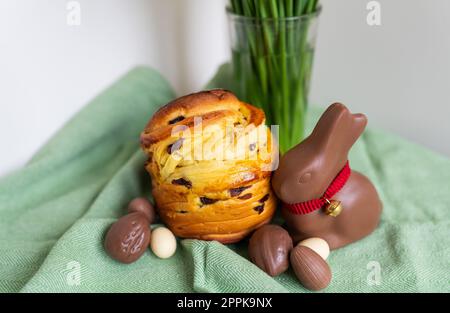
left=141, top=89, right=265, bottom=147
left=145, top=89, right=237, bottom=129
left=140, top=89, right=276, bottom=243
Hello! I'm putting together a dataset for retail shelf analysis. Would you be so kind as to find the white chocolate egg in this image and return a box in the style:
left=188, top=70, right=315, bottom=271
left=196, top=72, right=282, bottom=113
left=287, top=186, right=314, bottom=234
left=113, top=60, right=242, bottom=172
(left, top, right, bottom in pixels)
left=150, top=227, right=177, bottom=259
left=298, top=237, right=330, bottom=260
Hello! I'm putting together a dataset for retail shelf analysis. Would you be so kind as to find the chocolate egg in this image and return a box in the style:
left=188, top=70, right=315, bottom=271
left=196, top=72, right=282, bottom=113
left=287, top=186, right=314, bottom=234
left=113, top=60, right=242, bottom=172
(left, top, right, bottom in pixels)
left=298, top=237, right=330, bottom=260
left=150, top=227, right=177, bottom=259
left=128, top=197, right=156, bottom=224
left=290, top=245, right=332, bottom=291
left=248, top=225, right=293, bottom=277
left=104, top=213, right=151, bottom=264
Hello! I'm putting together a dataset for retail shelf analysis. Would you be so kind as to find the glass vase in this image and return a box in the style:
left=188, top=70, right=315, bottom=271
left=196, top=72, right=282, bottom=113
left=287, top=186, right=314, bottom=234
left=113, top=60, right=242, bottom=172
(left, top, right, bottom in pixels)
left=227, top=8, right=321, bottom=154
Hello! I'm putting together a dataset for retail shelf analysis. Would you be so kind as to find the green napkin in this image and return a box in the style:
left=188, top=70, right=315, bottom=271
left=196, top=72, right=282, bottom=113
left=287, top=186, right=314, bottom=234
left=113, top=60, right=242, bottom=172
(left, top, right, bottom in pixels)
left=1, top=66, right=449, bottom=293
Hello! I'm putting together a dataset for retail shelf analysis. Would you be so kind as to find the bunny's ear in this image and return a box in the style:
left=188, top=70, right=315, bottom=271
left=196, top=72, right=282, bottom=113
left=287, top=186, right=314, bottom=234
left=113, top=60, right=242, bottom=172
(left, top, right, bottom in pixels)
left=309, top=103, right=350, bottom=142
left=308, top=103, right=366, bottom=159
left=350, top=113, right=368, bottom=142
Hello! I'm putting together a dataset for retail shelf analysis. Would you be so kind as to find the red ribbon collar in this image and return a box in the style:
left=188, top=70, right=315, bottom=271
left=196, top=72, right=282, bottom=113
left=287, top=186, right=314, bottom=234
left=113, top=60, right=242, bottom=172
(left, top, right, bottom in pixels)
left=284, top=161, right=351, bottom=215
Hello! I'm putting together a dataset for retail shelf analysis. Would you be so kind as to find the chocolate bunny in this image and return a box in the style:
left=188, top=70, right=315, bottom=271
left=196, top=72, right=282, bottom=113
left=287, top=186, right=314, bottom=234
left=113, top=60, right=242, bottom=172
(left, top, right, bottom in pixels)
left=272, top=103, right=382, bottom=250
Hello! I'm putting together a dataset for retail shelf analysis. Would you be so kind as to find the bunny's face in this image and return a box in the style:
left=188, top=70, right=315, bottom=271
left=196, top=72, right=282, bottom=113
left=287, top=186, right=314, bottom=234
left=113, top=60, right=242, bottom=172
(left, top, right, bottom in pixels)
left=272, top=143, right=331, bottom=204
left=272, top=103, right=368, bottom=205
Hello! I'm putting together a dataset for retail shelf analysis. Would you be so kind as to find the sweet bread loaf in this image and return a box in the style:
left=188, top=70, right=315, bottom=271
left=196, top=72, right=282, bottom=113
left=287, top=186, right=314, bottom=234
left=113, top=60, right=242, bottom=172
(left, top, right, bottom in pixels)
left=140, top=89, right=277, bottom=243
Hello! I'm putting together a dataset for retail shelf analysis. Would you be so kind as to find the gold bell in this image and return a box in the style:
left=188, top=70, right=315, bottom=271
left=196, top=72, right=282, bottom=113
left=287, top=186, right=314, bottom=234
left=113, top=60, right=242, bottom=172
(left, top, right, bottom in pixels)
left=324, top=198, right=343, bottom=217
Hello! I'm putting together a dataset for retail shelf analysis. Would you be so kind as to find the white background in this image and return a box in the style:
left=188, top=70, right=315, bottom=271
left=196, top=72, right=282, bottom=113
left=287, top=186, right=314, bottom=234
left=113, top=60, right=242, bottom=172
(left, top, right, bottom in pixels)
left=1, top=0, right=449, bottom=177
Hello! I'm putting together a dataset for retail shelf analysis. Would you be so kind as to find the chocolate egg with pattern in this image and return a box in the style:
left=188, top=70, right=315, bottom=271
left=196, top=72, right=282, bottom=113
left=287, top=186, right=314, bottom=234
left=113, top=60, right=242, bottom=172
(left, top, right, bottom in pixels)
left=290, top=245, right=332, bottom=291
left=104, top=212, right=151, bottom=263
